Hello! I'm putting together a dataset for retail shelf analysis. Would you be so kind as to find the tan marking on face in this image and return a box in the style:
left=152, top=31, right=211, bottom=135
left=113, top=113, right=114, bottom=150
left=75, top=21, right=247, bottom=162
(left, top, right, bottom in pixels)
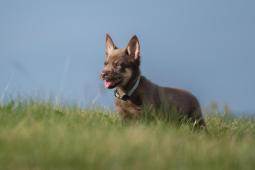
left=120, top=68, right=132, bottom=86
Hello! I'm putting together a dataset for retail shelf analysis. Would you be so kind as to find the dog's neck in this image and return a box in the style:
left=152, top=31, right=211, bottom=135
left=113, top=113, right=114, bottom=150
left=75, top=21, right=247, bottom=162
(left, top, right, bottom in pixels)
left=115, top=75, right=141, bottom=101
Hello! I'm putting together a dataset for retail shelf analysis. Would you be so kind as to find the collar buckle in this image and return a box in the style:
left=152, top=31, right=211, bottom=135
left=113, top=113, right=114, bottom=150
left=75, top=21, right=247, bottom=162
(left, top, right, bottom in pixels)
left=114, top=89, right=129, bottom=101
left=114, top=76, right=141, bottom=101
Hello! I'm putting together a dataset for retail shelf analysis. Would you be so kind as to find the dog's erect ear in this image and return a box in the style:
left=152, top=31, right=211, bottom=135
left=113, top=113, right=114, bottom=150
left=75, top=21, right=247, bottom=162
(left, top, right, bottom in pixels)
left=106, top=33, right=116, bottom=54
left=127, top=35, right=140, bottom=60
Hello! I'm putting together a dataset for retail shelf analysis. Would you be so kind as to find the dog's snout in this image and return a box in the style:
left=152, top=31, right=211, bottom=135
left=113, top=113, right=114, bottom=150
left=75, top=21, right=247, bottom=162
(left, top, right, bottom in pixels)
left=101, top=71, right=106, bottom=77
left=101, top=70, right=110, bottom=79
left=101, top=71, right=106, bottom=78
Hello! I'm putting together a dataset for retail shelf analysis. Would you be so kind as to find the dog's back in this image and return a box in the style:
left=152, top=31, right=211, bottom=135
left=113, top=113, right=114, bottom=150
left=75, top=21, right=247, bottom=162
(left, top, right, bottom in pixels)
left=116, top=76, right=206, bottom=128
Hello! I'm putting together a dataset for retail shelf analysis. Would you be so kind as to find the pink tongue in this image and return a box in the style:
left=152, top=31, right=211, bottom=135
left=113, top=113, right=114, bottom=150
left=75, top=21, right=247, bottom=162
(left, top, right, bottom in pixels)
left=104, top=80, right=113, bottom=88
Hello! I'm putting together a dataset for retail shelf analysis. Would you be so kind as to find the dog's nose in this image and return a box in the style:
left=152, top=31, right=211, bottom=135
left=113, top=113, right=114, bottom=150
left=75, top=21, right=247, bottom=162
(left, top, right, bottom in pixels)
left=101, top=71, right=106, bottom=77
left=101, top=70, right=109, bottom=78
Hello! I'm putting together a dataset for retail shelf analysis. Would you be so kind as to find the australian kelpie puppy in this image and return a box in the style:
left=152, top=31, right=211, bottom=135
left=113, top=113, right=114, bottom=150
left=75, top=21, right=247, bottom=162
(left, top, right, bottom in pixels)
left=101, top=34, right=206, bottom=129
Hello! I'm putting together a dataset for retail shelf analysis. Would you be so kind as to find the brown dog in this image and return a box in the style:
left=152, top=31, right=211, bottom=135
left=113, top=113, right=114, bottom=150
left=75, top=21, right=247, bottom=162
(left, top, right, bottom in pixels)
left=101, top=34, right=206, bottom=129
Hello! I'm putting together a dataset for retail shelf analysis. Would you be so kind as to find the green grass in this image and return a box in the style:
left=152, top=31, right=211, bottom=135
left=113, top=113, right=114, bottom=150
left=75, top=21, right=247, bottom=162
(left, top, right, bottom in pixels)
left=0, top=101, right=255, bottom=170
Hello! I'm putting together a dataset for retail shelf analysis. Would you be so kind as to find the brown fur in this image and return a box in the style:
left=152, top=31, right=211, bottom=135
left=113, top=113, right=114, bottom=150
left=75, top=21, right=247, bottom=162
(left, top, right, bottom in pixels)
left=101, top=34, right=206, bottom=129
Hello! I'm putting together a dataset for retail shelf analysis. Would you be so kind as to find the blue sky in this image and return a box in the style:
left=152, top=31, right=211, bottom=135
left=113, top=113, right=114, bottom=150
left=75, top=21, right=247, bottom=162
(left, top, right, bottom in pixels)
left=0, top=0, right=255, bottom=113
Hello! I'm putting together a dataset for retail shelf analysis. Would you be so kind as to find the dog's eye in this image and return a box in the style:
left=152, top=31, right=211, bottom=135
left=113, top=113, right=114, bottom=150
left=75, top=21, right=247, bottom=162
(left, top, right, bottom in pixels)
left=104, top=61, right=108, bottom=66
left=116, top=63, right=127, bottom=71
left=116, top=63, right=122, bottom=69
left=115, top=63, right=125, bottom=70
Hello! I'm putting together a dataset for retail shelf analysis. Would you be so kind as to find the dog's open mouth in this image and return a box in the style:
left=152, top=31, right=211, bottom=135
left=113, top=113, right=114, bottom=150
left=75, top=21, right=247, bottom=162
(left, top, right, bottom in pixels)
left=101, top=72, right=122, bottom=89
left=103, top=80, right=121, bottom=89
left=104, top=80, right=115, bottom=89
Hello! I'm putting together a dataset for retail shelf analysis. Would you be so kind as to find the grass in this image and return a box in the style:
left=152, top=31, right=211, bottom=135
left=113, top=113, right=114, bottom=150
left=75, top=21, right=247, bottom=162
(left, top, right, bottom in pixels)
left=0, top=101, right=254, bottom=170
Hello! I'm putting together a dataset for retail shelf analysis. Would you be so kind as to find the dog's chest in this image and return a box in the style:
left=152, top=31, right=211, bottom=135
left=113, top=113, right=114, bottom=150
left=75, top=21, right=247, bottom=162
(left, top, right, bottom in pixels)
left=115, top=97, right=142, bottom=118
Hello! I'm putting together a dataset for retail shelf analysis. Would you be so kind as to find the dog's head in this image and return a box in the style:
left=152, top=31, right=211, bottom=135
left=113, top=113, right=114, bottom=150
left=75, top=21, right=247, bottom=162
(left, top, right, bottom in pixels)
left=101, top=34, right=140, bottom=89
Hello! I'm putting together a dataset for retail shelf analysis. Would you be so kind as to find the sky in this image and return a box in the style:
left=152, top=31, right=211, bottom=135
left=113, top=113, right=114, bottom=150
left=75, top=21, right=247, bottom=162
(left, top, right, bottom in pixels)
left=0, top=0, right=255, bottom=113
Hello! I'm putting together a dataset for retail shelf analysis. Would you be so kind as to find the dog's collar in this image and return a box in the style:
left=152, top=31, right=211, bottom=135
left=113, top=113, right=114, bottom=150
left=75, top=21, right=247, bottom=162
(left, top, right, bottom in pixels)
left=114, top=76, right=141, bottom=101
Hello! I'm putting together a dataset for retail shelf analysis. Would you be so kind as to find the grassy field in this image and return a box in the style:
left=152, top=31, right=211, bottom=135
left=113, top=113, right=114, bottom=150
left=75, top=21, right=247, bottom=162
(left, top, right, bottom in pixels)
left=0, top=101, right=254, bottom=170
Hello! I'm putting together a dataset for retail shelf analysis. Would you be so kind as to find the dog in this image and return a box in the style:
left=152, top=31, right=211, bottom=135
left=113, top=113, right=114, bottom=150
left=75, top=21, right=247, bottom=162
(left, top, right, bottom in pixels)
left=101, top=34, right=206, bottom=129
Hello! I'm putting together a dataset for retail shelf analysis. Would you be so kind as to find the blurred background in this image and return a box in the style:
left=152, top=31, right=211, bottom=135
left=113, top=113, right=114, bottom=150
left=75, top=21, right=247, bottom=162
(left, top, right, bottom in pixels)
left=0, top=0, right=254, bottom=114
